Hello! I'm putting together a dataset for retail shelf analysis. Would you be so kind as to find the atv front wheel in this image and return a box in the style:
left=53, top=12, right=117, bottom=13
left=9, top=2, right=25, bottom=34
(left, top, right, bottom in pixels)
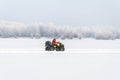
left=60, top=47, right=65, bottom=51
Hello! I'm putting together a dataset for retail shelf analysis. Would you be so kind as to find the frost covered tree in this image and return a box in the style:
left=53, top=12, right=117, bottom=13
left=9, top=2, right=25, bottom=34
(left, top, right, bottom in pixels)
left=0, top=21, right=120, bottom=40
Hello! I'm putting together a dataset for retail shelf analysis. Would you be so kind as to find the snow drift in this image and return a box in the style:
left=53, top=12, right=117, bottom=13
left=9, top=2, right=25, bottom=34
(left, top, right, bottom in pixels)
left=0, top=20, right=120, bottom=40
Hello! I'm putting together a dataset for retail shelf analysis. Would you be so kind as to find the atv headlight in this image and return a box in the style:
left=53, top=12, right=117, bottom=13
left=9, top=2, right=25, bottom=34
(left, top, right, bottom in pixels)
left=54, top=45, right=56, bottom=48
left=57, top=43, right=60, bottom=46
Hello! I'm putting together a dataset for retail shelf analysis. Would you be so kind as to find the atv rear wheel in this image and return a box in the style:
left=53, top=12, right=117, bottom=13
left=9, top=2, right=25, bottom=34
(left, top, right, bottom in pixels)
left=45, top=46, right=54, bottom=51
left=50, top=47, right=54, bottom=51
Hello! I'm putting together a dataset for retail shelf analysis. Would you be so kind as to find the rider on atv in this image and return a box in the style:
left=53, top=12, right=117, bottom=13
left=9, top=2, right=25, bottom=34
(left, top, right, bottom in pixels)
left=52, top=38, right=57, bottom=45
left=52, top=38, right=60, bottom=47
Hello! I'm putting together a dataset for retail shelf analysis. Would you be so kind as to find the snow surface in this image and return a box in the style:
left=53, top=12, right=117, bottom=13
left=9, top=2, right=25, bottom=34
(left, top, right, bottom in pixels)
left=0, top=38, right=120, bottom=80
left=0, top=38, right=119, bottom=53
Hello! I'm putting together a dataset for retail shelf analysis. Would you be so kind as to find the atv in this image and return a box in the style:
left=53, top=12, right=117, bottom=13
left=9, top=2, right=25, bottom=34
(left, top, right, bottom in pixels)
left=45, top=41, right=65, bottom=51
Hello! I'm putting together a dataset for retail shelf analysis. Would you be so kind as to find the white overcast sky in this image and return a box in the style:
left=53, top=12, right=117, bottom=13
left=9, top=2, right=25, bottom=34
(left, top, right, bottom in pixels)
left=0, top=0, right=120, bottom=26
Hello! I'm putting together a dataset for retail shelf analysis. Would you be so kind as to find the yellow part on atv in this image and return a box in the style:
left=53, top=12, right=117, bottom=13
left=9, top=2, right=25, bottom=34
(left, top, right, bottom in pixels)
left=54, top=45, right=56, bottom=48
left=57, top=43, right=60, bottom=46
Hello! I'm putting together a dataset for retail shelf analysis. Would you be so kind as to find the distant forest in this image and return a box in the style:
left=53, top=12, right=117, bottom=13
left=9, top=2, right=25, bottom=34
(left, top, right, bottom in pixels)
left=0, top=21, right=120, bottom=40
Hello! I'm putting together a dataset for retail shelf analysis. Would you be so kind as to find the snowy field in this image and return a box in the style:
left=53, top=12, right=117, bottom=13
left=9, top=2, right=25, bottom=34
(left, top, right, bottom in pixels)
left=0, top=38, right=119, bottom=53
left=0, top=38, right=120, bottom=80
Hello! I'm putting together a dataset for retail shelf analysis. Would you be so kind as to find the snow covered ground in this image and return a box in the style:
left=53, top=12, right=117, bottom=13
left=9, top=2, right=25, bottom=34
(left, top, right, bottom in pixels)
left=0, top=38, right=119, bottom=53
left=0, top=38, right=120, bottom=80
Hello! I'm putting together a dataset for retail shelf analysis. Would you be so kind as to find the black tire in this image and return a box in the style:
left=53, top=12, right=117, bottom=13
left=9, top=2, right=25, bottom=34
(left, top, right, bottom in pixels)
left=56, top=47, right=60, bottom=51
left=45, top=47, right=50, bottom=51
left=60, top=47, right=65, bottom=51
left=50, top=47, right=54, bottom=51
left=45, top=47, right=54, bottom=51
left=45, top=41, right=51, bottom=47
